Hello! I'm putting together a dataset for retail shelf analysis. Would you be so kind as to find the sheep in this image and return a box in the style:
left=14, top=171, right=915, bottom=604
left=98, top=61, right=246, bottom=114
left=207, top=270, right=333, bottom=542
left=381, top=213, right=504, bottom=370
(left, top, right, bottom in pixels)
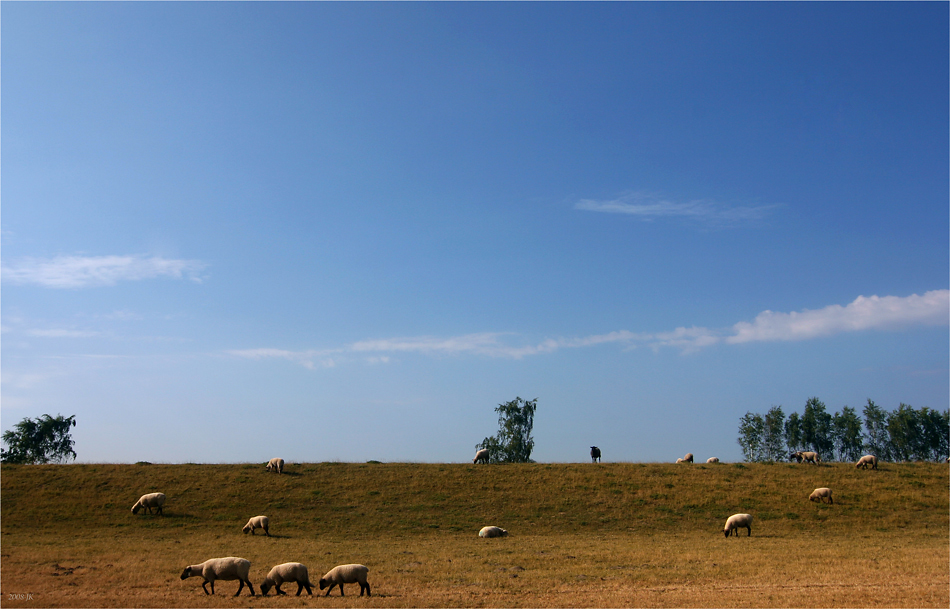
left=855, top=455, right=878, bottom=470
left=682, top=453, right=694, bottom=463
left=478, top=526, right=509, bottom=538
left=809, top=487, right=833, bottom=504
left=723, top=513, right=753, bottom=537
left=131, top=492, right=165, bottom=515
left=789, top=451, right=803, bottom=463
left=473, top=448, right=489, bottom=464
left=260, top=562, right=313, bottom=596
left=180, top=557, right=255, bottom=596
left=319, top=564, right=370, bottom=597
left=266, top=457, right=284, bottom=474
left=590, top=446, right=601, bottom=463
left=706, top=457, right=720, bottom=464
left=242, top=515, right=270, bottom=536
left=675, top=458, right=685, bottom=463
left=799, top=451, right=821, bottom=464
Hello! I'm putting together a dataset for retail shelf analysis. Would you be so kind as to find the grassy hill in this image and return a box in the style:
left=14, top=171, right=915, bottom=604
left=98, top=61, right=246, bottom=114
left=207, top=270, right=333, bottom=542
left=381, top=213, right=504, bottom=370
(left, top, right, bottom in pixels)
left=1, top=461, right=947, bottom=607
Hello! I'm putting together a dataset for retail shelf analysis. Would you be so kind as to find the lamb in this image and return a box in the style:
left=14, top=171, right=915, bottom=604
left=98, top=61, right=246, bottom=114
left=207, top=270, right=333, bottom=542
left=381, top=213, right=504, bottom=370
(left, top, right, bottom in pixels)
left=478, top=526, right=509, bottom=538
left=131, top=492, right=165, bottom=515
left=723, top=513, right=753, bottom=537
left=242, top=515, right=270, bottom=536
left=319, top=564, right=371, bottom=597
left=180, top=557, right=255, bottom=596
left=809, top=487, right=833, bottom=504
left=260, top=562, right=313, bottom=596
left=855, top=455, right=878, bottom=470
left=473, top=448, right=489, bottom=464
left=590, top=446, right=601, bottom=463
left=266, top=457, right=284, bottom=474
left=706, top=457, right=720, bottom=464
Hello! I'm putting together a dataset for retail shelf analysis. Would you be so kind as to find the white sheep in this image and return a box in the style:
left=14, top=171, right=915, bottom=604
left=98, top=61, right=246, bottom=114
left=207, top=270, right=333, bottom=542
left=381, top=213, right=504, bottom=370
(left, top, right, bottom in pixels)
left=180, top=557, right=255, bottom=596
left=473, top=448, right=489, bottom=464
left=706, top=457, right=720, bottom=464
left=131, top=492, right=165, bottom=515
left=590, top=446, right=601, bottom=463
left=681, top=453, right=694, bottom=463
left=260, top=562, right=313, bottom=596
left=723, top=513, right=753, bottom=537
left=478, top=526, right=508, bottom=538
left=799, top=451, right=821, bottom=464
left=855, top=455, right=878, bottom=470
left=809, top=488, right=833, bottom=504
left=319, top=564, right=371, bottom=597
left=242, top=515, right=270, bottom=536
left=266, top=457, right=284, bottom=474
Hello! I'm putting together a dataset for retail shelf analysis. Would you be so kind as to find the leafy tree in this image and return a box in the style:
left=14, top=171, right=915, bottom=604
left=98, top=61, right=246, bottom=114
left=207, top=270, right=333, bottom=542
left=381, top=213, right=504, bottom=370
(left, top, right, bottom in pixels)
left=476, top=397, right=537, bottom=463
left=862, top=399, right=890, bottom=460
left=1, top=414, right=77, bottom=464
left=784, top=411, right=804, bottom=456
left=737, top=412, right=765, bottom=462
left=762, top=405, right=786, bottom=462
left=801, top=397, right=833, bottom=458
left=832, top=406, right=864, bottom=462
left=886, top=403, right=923, bottom=462
left=918, top=407, right=949, bottom=462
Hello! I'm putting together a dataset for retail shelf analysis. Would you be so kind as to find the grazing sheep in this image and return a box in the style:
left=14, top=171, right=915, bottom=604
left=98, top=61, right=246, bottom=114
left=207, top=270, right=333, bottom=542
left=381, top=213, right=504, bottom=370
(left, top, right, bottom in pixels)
left=478, top=526, right=509, bottom=538
left=855, top=455, right=878, bottom=470
left=809, top=488, right=833, bottom=504
left=723, top=513, right=753, bottom=537
left=260, top=562, right=313, bottom=596
left=590, top=446, right=601, bottom=463
left=799, top=451, right=821, bottom=464
left=473, top=448, right=489, bottom=464
left=706, top=457, right=720, bottom=464
left=180, top=557, right=255, bottom=596
left=319, top=564, right=370, bottom=597
left=266, top=458, right=284, bottom=474
left=682, top=453, right=694, bottom=463
left=131, top=492, right=165, bottom=515
left=242, top=515, right=270, bottom=536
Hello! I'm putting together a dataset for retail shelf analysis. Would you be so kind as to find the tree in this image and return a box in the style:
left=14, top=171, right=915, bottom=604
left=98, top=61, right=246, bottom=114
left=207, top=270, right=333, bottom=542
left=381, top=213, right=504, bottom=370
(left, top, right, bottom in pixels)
left=1, top=414, right=77, bottom=464
left=784, top=412, right=804, bottom=456
left=762, top=406, right=786, bottom=462
left=832, top=406, right=864, bottom=462
left=918, top=407, right=949, bottom=462
left=862, top=399, right=890, bottom=461
left=737, top=412, right=765, bottom=462
left=801, top=397, right=833, bottom=458
left=476, top=397, right=537, bottom=463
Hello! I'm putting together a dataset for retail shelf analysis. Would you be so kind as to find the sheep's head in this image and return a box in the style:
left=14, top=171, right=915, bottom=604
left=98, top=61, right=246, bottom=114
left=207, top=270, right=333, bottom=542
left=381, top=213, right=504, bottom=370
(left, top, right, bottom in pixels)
left=242, top=525, right=251, bottom=534
left=318, top=579, right=329, bottom=590
left=132, top=504, right=141, bottom=515
left=260, top=581, right=273, bottom=596
left=180, top=567, right=192, bottom=580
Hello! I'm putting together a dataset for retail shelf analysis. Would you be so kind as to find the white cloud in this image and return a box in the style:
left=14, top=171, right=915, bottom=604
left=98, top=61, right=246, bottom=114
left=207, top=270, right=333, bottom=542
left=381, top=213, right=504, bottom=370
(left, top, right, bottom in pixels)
left=1, top=255, right=207, bottom=288
left=229, top=290, right=949, bottom=365
left=575, top=192, right=779, bottom=226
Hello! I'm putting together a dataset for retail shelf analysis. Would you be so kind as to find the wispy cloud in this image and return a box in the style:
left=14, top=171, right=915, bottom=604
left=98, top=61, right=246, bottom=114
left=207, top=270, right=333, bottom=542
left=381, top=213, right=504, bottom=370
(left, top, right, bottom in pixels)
left=1, top=255, right=207, bottom=288
left=575, top=192, right=779, bottom=226
left=26, top=329, right=100, bottom=338
left=229, top=290, right=949, bottom=366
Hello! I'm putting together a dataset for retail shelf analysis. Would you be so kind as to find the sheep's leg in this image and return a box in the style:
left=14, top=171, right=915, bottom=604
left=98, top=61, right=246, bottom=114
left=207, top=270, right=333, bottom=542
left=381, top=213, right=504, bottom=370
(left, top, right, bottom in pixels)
left=234, top=580, right=245, bottom=597
left=324, top=583, right=337, bottom=596
left=340, top=583, right=345, bottom=596
left=264, top=526, right=270, bottom=536
left=246, top=580, right=255, bottom=596
left=302, top=582, right=312, bottom=595
left=361, top=582, right=371, bottom=596
left=746, top=526, right=751, bottom=536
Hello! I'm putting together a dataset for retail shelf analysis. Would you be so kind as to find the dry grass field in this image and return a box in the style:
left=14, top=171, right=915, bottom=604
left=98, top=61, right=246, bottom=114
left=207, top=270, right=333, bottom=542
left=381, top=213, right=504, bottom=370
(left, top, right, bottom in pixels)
left=1, top=461, right=947, bottom=607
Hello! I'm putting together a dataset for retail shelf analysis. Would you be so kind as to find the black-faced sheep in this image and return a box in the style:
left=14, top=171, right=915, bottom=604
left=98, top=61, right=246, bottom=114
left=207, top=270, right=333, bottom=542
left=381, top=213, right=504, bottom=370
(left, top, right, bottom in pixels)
left=798, top=451, right=821, bottom=464
left=809, top=487, right=833, bottom=504
left=789, top=451, right=803, bottom=463
left=266, top=458, right=284, bottom=474
left=478, top=526, right=509, bottom=538
left=590, top=446, right=601, bottom=463
left=473, top=448, right=489, bottom=464
left=855, top=455, right=878, bottom=470
left=131, top=492, right=165, bottom=515
left=242, top=515, right=269, bottom=536
left=723, top=513, right=753, bottom=537
left=260, top=562, right=313, bottom=596
left=180, top=557, right=255, bottom=596
left=680, top=453, right=694, bottom=463
left=319, top=564, right=370, bottom=597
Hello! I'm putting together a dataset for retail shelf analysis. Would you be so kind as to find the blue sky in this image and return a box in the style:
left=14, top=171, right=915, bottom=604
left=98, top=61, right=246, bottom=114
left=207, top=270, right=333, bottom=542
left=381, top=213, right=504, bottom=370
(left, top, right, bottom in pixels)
left=2, top=2, right=947, bottom=464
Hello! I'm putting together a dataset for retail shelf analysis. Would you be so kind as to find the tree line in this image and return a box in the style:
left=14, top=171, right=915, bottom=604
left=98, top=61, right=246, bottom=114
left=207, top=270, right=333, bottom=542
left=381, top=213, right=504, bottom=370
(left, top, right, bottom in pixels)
left=737, top=398, right=949, bottom=463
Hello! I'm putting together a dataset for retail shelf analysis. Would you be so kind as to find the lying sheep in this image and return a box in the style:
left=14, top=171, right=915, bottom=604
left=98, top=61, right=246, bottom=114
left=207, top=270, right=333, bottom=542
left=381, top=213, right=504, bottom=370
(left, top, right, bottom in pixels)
left=266, top=458, right=284, bottom=474
left=260, top=562, right=313, bottom=596
left=706, top=457, right=720, bottom=464
left=180, top=557, right=255, bottom=596
left=242, top=515, right=270, bottom=536
left=473, top=448, right=489, bottom=464
left=855, top=455, right=878, bottom=470
left=590, top=446, right=601, bottom=463
left=478, top=526, right=509, bottom=538
left=724, top=513, right=753, bottom=537
left=131, top=492, right=165, bottom=515
left=319, top=564, right=370, bottom=597
left=809, top=487, right=833, bottom=504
